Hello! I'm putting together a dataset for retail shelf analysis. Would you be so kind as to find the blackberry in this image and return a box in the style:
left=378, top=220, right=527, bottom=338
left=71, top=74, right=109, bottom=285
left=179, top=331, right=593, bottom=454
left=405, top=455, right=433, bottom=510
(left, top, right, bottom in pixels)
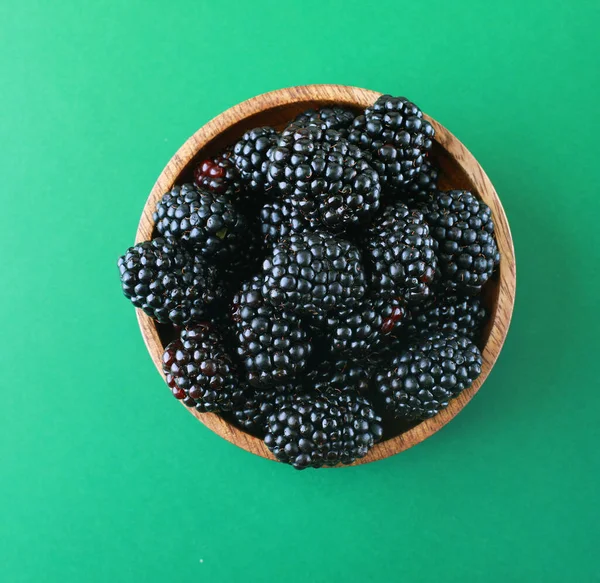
left=375, top=332, right=482, bottom=421
left=406, top=294, right=487, bottom=341
left=423, top=190, right=500, bottom=294
left=117, top=237, right=224, bottom=325
left=365, top=202, right=438, bottom=304
left=268, top=131, right=380, bottom=231
left=348, top=94, right=434, bottom=191
left=233, top=389, right=295, bottom=433
left=266, top=124, right=345, bottom=193
left=306, top=359, right=371, bottom=393
left=232, top=126, right=278, bottom=192
left=153, top=184, right=247, bottom=260
left=193, top=150, right=243, bottom=200
left=232, top=276, right=311, bottom=389
left=323, top=299, right=383, bottom=357
left=162, top=324, right=241, bottom=412
left=264, top=390, right=383, bottom=469
left=259, top=198, right=317, bottom=245
left=261, top=231, right=367, bottom=318
left=329, top=295, right=409, bottom=359
left=292, top=106, right=356, bottom=133
left=221, top=219, right=264, bottom=291
left=403, top=160, right=439, bottom=206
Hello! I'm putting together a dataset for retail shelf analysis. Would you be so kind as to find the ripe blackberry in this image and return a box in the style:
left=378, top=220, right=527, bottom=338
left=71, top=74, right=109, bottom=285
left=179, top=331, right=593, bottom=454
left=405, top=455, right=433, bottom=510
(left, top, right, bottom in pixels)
left=293, top=106, right=356, bottom=133
left=193, top=150, right=243, bottom=200
left=259, top=198, right=317, bottom=244
left=375, top=332, right=482, bottom=421
left=323, top=299, right=383, bottom=357
left=365, top=202, right=438, bottom=304
left=162, top=324, right=241, bottom=412
left=261, top=231, right=367, bottom=319
left=406, top=294, right=487, bottom=341
left=232, top=276, right=311, bottom=389
left=153, top=184, right=247, bottom=260
left=233, top=389, right=295, bottom=433
left=268, top=131, right=380, bottom=231
left=423, top=190, right=500, bottom=294
left=232, top=126, right=278, bottom=192
left=117, top=237, right=224, bottom=325
left=348, top=95, right=434, bottom=191
left=306, top=359, right=371, bottom=393
left=264, top=390, right=383, bottom=469
left=403, top=160, right=439, bottom=206
left=220, top=219, right=265, bottom=291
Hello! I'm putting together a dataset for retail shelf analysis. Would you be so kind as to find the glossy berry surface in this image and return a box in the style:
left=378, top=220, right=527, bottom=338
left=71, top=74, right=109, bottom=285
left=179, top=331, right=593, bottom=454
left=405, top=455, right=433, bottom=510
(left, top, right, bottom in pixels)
left=348, top=94, right=434, bottom=191
left=232, top=276, right=311, bottom=389
left=117, top=237, right=224, bottom=325
left=153, top=184, right=248, bottom=260
left=423, top=190, right=500, bottom=294
left=261, top=231, right=366, bottom=319
left=365, top=202, right=438, bottom=304
left=375, top=332, right=482, bottom=420
left=193, top=150, right=243, bottom=200
left=162, top=324, right=242, bottom=412
left=233, top=126, right=278, bottom=192
left=264, top=390, right=383, bottom=469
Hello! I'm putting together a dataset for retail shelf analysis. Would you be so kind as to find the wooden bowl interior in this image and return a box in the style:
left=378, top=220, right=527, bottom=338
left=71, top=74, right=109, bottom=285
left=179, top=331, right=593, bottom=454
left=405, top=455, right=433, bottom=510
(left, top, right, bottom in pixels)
left=136, top=85, right=514, bottom=465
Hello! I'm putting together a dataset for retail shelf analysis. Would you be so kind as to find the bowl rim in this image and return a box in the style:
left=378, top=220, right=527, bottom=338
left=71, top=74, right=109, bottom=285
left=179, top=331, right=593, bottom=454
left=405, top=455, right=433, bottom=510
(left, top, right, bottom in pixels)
left=134, top=84, right=516, bottom=466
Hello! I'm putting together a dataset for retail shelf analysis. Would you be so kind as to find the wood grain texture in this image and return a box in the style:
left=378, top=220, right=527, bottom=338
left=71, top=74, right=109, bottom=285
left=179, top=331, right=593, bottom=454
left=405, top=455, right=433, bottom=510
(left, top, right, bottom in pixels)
left=135, top=84, right=516, bottom=466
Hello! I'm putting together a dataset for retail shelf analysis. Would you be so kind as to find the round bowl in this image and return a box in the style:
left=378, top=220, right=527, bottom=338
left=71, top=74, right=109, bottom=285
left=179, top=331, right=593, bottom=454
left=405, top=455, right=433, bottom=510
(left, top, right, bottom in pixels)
left=135, top=84, right=516, bottom=466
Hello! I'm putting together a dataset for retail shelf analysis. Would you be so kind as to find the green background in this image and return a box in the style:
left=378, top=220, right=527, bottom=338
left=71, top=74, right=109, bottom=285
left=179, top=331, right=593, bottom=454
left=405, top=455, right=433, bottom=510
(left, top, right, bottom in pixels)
left=2, top=0, right=599, bottom=581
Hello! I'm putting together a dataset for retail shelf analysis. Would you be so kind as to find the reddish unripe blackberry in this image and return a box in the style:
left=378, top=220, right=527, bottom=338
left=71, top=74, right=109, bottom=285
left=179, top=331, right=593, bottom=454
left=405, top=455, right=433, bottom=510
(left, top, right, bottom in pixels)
left=162, top=324, right=242, bottom=412
left=193, top=150, right=243, bottom=200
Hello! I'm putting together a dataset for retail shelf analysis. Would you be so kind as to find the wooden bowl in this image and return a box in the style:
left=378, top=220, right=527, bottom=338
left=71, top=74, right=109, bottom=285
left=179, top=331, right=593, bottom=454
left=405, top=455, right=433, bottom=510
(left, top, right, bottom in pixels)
left=135, top=84, right=516, bottom=466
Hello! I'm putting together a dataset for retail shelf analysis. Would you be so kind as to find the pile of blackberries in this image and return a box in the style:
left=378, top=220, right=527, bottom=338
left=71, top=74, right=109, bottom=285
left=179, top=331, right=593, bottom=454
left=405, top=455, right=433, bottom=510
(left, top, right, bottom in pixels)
left=118, top=94, right=499, bottom=469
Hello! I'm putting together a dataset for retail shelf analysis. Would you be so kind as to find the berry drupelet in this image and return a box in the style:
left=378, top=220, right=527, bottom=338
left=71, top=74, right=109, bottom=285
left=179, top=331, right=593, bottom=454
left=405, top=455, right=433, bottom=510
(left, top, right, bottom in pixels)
left=261, top=231, right=367, bottom=319
left=423, top=190, right=500, bottom=294
left=348, top=94, right=435, bottom=192
left=162, top=324, right=242, bottom=412
left=153, top=184, right=248, bottom=260
left=117, top=237, right=224, bottom=326
left=232, top=276, right=311, bottom=389
left=365, top=202, right=438, bottom=304
left=375, top=331, right=482, bottom=421
left=264, top=390, right=383, bottom=469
